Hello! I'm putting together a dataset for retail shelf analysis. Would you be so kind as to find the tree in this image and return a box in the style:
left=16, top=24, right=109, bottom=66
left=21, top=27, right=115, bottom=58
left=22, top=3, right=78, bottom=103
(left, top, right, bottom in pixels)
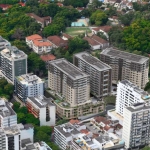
left=13, top=102, right=21, bottom=113
left=0, top=78, right=8, bottom=89
left=90, top=10, right=108, bottom=26
left=63, top=0, right=89, bottom=7
left=26, top=0, right=38, bottom=7
left=142, top=146, right=150, bottom=150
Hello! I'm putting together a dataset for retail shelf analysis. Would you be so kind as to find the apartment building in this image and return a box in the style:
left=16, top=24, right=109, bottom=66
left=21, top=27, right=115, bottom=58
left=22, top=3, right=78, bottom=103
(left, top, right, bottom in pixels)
left=115, top=80, right=149, bottom=116
left=100, top=48, right=149, bottom=88
left=122, top=103, right=150, bottom=149
left=0, top=36, right=11, bottom=50
left=48, top=58, right=90, bottom=107
left=26, top=34, right=53, bottom=54
left=0, top=98, right=17, bottom=128
left=26, top=95, right=56, bottom=126
left=0, top=46, right=27, bottom=84
left=14, top=73, right=44, bottom=102
left=73, top=52, right=112, bottom=99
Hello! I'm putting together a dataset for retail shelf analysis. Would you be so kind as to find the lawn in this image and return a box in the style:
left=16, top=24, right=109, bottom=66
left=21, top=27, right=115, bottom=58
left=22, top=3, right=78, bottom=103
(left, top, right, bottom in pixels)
left=65, top=27, right=92, bottom=37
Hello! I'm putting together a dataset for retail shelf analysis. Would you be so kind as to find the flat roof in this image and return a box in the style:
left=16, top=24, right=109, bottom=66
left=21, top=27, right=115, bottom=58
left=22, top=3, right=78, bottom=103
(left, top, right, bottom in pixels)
left=49, top=58, right=89, bottom=80
left=74, top=52, right=111, bottom=71
left=0, top=100, right=16, bottom=117
left=101, top=48, right=149, bottom=64
left=4, top=125, right=20, bottom=136
left=27, top=95, right=55, bottom=108
left=126, top=103, right=150, bottom=112
left=120, top=80, right=147, bottom=96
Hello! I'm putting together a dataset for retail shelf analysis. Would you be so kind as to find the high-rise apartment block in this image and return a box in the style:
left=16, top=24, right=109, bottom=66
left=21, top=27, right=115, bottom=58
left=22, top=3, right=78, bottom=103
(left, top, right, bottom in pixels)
left=116, top=80, right=149, bottom=116
left=122, top=103, right=150, bottom=149
left=73, top=52, right=112, bottom=98
left=26, top=96, right=56, bottom=126
left=14, top=73, right=44, bottom=102
left=48, top=58, right=90, bottom=107
left=100, top=48, right=149, bottom=88
left=0, top=36, right=11, bottom=51
left=0, top=98, right=17, bottom=128
left=0, top=46, right=27, bottom=84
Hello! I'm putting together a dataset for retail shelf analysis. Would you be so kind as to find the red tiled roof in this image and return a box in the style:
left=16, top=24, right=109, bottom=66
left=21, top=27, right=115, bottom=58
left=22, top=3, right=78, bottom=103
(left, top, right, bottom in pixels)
left=92, top=26, right=112, bottom=33
left=26, top=34, right=42, bottom=41
left=33, top=40, right=52, bottom=47
left=0, top=4, right=11, bottom=9
left=83, top=37, right=99, bottom=46
left=104, top=125, right=111, bottom=131
left=40, top=54, right=56, bottom=61
left=47, top=36, right=68, bottom=47
left=91, top=35, right=108, bottom=44
left=94, top=116, right=111, bottom=125
left=62, top=33, right=72, bottom=39
left=80, top=129, right=89, bottom=134
left=69, top=119, right=80, bottom=125
left=19, top=2, right=25, bottom=6
left=57, top=2, right=63, bottom=7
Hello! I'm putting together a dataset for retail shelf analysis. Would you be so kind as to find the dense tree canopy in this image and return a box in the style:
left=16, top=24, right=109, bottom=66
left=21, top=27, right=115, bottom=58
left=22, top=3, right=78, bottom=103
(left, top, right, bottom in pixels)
left=90, top=10, right=108, bottom=26
left=63, top=0, right=89, bottom=7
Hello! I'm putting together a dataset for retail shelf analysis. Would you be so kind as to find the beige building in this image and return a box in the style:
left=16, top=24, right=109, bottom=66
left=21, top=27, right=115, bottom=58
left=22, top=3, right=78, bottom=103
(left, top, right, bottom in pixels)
left=48, top=58, right=90, bottom=107
left=73, top=52, right=112, bottom=99
left=100, top=48, right=149, bottom=88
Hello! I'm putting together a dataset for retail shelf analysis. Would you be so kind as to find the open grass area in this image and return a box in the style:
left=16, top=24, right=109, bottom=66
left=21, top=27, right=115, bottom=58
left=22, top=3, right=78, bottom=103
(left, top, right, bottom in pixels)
left=65, top=27, right=92, bottom=37
left=103, top=95, right=116, bottom=105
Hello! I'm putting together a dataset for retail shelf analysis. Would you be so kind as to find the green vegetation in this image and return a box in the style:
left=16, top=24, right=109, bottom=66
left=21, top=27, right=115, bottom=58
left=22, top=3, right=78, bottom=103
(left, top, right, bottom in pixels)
left=63, top=0, right=89, bottom=7
left=90, top=10, right=108, bottom=26
left=0, top=0, right=19, bottom=4
left=142, top=146, right=150, bottom=150
left=13, top=102, right=60, bottom=149
left=65, top=27, right=91, bottom=37
left=103, top=95, right=116, bottom=105
left=0, top=78, right=13, bottom=100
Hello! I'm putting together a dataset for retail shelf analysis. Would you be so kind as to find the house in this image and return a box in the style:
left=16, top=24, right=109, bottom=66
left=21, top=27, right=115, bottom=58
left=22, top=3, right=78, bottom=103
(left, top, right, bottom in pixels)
left=57, top=2, right=63, bottom=7
left=108, top=16, right=119, bottom=25
left=0, top=4, right=11, bottom=10
left=84, top=35, right=109, bottom=50
left=104, top=0, right=116, bottom=5
left=91, top=25, right=112, bottom=39
left=19, top=2, right=25, bottom=7
left=26, top=34, right=53, bottom=54
left=114, top=0, right=121, bottom=8
left=76, top=7, right=85, bottom=12
left=40, top=54, right=56, bottom=68
left=61, top=33, right=72, bottom=41
left=126, top=2, right=133, bottom=9
left=47, top=35, right=68, bottom=48
left=27, top=13, right=52, bottom=28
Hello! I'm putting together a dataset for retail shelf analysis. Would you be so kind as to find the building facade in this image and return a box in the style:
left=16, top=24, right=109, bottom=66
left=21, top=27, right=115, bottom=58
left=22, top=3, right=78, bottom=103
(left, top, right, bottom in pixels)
left=116, top=80, right=149, bottom=116
left=100, top=48, right=149, bottom=88
left=48, top=58, right=90, bottom=107
left=0, top=99, right=17, bottom=128
left=0, top=36, right=11, bottom=51
left=122, top=103, right=150, bottom=149
left=73, top=52, right=112, bottom=99
left=26, top=96, right=56, bottom=126
left=14, top=73, right=44, bottom=102
left=0, top=46, right=27, bottom=84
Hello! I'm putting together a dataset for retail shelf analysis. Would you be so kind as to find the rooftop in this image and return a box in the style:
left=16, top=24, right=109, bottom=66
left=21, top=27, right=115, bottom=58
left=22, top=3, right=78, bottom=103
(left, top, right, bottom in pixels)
left=92, top=26, right=112, bottom=32
left=101, top=48, right=149, bottom=64
left=16, top=73, right=43, bottom=85
left=120, top=80, right=148, bottom=97
left=0, top=99, right=16, bottom=118
left=40, top=54, right=56, bottom=62
left=4, top=125, right=20, bottom=135
left=74, top=52, right=111, bottom=71
left=26, top=34, right=42, bottom=41
left=49, top=58, right=89, bottom=80
left=27, top=95, right=55, bottom=108
left=1, top=46, right=27, bottom=60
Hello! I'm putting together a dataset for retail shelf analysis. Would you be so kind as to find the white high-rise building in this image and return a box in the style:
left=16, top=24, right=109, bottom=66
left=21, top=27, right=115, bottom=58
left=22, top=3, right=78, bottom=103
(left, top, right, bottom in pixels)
left=115, top=80, right=149, bottom=116
left=122, top=103, right=150, bottom=149
left=14, top=73, right=44, bottom=103
left=26, top=96, right=56, bottom=126
left=0, top=98, right=17, bottom=128
left=0, top=46, right=27, bottom=84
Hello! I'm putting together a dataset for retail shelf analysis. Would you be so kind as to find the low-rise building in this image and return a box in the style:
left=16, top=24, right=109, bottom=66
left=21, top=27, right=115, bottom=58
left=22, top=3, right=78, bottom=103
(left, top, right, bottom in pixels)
left=54, top=116, right=124, bottom=150
left=0, top=98, right=17, bottom=128
left=26, top=34, right=53, bottom=54
left=27, top=13, right=52, bottom=28
left=91, top=26, right=112, bottom=39
left=14, top=73, right=44, bottom=103
left=47, top=35, right=68, bottom=48
left=62, top=33, right=72, bottom=41
left=26, top=95, right=56, bottom=126
left=83, top=35, right=109, bottom=50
